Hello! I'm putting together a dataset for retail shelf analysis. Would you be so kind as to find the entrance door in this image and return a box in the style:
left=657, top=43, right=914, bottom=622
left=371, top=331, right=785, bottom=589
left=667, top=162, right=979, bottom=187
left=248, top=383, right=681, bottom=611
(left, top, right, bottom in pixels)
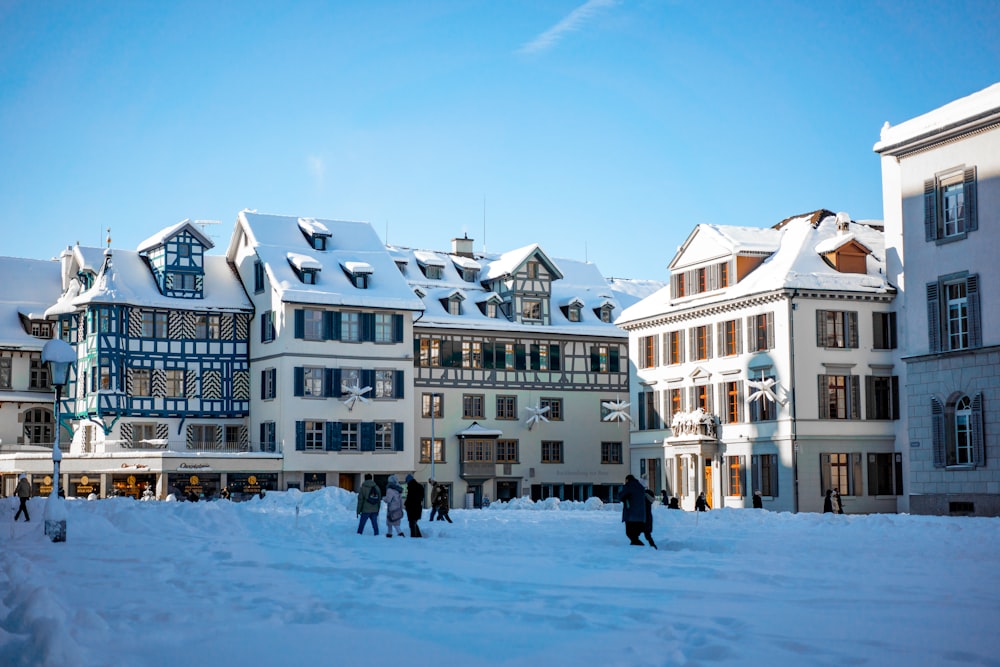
left=647, top=458, right=660, bottom=494
left=704, top=460, right=714, bottom=509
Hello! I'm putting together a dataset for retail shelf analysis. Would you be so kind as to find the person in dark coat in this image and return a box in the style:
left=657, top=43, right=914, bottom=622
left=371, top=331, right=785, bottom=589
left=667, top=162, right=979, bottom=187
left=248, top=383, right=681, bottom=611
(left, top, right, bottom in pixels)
left=616, top=474, right=647, bottom=546
left=356, top=473, right=381, bottom=536
left=695, top=492, right=709, bottom=511
left=833, top=488, right=845, bottom=514
left=823, top=489, right=834, bottom=513
left=660, top=489, right=668, bottom=505
left=14, top=474, right=31, bottom=521
left=404, top=474, right=424, bottom=537
left=668, top=497, right=681, bottom=510
left=752, top=490, right=763, bottom=509
left=433, top=483, right=452, bottom=523
left=641, top=481, right=657, bottom=549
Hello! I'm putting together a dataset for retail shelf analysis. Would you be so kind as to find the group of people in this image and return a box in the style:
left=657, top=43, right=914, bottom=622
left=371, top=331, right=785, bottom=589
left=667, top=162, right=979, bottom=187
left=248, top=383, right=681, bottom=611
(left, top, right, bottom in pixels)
left=356, top=473, right=427, bottom=538
left=823, top=488, right=846, bottom=514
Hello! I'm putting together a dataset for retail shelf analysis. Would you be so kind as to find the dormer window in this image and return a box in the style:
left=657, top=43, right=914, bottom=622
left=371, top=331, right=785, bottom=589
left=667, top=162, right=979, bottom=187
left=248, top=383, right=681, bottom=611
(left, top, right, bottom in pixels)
left=341, top=261, right=374, bottom=289
left=568, top=308, right=580, bottom=322
left=415, top=251, right=446, bottom=280
left=522, top=299, right=541, bottom=322
left=441, top=290, right=465, bottom=316
left=30, top=321, right=52, bottom=338
left=486, top=302, right=497, bottom=318
left=477, top=293, right=503, bottom=319
left=426, top=266, right=443, bottom=280
left=526, top=261, right=540, bottom=279
left=452, top=256, right=482, bottom=283
left=561, top=297, right=584, bottom=323
left=297, top=218, right=332, bottom=251
left=287, top=252, right=322, bottom=285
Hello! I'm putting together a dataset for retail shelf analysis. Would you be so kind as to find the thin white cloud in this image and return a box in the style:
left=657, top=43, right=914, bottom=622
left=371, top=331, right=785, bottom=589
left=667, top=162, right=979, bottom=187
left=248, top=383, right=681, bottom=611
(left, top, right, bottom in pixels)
left=517, top=0, right=619, bottom=56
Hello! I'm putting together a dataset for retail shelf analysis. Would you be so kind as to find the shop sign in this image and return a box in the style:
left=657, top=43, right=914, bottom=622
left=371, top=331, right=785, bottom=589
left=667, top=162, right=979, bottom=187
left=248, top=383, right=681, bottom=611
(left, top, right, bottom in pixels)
left=71, top=474, right=101, bottom=496
left=228, top=472, right=278, bottom=495
left=304, top=472, right=327, bottom=492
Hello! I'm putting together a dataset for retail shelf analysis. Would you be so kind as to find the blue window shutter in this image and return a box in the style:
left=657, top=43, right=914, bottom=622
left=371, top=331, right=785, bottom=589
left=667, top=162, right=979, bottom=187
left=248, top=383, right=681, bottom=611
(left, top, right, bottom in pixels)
left=332, top=311, right=342, bottom=340
left=326, top=421, right=342, bottom=451
left=931, top=397, right=945, bottom=468
left=332, top=369, right=342, bottom=397
left=360, top=421, right=376, bottom=451
left=323, top=311, right=335, bottom=340
left=324, top=368, right=335, bottom=397
left=394, top=370, right=404, bottom=398
left=637, top=398, right=646, bottom=430
left=926, top=283, right=941, bottom=353
left=967, top=275, right=981, bottom=348
left=924, top=179, right=938, bottom=241
left=260, top=370, right=267, bottom=400
left=770, top=454, right=779, bottom=497
left=393, top=314, right=404, bottom=342
left=964, top=168, right=978, bottom=232
left=295, top=421, right=305, bottom=451
left=393, top=422, right=404, bottom=452
left=294, top=367, right=304, bottom=397
left=260, top=423, right=267, bottom=451
left=361, top=313, right=375, bottom=342
left=971, top=392, right=985, bottom=467
left=361, top=369, right=375, bottom=392
left=294, top=309, right=304, bottom=339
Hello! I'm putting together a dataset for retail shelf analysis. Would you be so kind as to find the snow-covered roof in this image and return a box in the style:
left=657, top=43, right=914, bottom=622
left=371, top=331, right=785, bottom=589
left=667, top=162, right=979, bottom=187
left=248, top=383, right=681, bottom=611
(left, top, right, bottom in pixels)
left=287, top=252, right=322, bottom=272
left=236, top=212, right=424, bottom=312
left=451, top=255, right=482, bottom=271
left=0, top=257, right=63, bottom=349
left=619, top=212, right=891, bottom=325
left=341, top=261, right=374, bottom=275
left=136, top=220, right=214, bottom=253
left=669, top=224, right=782, bottom=271
left=484, top=244, right=564, bottom=281
left=414, top=251, right=446, bottom=268
left=456, top=422, right=504, bottom=438
left=874, top=82, right=1000, bottom=154
left=297, top=217, right=331, bottom=237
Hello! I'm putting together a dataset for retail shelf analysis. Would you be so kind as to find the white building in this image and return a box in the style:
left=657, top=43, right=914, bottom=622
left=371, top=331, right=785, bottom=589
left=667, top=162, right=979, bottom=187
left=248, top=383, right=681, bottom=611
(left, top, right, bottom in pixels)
left=875, top=82, right=1000, bottom=516
left=619, top=211, right=900, bottom=513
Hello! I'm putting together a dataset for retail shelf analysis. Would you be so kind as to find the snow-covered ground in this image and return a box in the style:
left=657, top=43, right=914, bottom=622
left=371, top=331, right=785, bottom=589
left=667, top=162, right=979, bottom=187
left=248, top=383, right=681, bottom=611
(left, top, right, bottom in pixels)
left=2, top=489, right=997, bottom=667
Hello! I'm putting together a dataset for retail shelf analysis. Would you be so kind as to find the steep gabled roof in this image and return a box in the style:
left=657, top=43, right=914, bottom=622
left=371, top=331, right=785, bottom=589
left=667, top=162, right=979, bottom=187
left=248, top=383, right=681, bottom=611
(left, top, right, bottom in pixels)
left=137, top=219, right=214, bottom=253
left=484, top=244, right=564, bottom=281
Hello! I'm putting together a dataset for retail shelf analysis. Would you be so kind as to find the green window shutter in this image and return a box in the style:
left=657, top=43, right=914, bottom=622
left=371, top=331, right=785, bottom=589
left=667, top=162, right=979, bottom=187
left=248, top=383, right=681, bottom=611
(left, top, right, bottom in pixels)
left=924, top=178, right=938, bottom=241
left=393, top=422, right=404, bottom=452
left=515, top=345, right=526, bottom=370
left=295, top=421, right=305, bottom=451
left=931, top=397, right=945, bottom=468
left=964, top=167, right=978, bottom=232
left=610, top=347, right=620, bottom=372
left=483, top=344, right=494, bottom=369
left=590, top=348, right=598, bottom=372
left=926, top=283, right=941, bottom=353
left=551, top=344, right=561, bottom=371
left=294, top=309, right=304, bottom=339
left=530, top=344, right=540, bottom=370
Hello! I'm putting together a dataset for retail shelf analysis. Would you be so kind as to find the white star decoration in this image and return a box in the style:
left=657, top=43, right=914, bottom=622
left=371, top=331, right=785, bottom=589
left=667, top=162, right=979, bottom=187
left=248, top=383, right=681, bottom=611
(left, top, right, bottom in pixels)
left=746, top=377, right=784, bottom=405
left=341, top=383, right=372, bottom=411
left=601, top=399, right=632, bottom=423
left=524, top=404, right=550, bottom=430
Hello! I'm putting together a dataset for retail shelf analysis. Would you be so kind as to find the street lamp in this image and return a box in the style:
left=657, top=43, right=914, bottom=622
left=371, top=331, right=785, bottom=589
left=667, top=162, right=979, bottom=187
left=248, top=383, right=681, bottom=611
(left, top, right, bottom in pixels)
left=41, top=338, right=74, bottom=543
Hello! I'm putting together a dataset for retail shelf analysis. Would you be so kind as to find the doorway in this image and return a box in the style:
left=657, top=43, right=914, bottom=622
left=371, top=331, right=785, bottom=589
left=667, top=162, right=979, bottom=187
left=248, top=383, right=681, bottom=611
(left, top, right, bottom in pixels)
left=704, top=460, right=714, bottom=509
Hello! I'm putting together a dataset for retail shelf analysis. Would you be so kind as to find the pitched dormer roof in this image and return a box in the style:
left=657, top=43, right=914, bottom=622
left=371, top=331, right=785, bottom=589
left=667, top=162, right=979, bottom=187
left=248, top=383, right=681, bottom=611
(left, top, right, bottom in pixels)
left=484, top=244, right=564, bottom=281
left=137, top=219, right=214, bottom=253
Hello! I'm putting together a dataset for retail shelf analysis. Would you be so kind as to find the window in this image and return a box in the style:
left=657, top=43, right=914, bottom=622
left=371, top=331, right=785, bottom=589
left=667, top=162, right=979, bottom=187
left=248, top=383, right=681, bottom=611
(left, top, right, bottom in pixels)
left=172, top=273, right=196, bottom=291
left=302, top=367, right=324, bottom=398
left=260, top=311, right=275, bottom=343
left=486, top=302, right=498, bottom=319
left=260, top=421, right=276, bottom=452
left=567, top=306, right=580, bottom=322
left=177, top=242, right=191, bottom=258
left=300, top=269, right=317, bottom=285
left=371, top=369, right=393, bottom=399
left=639, top=391, right=658, bottom=430
left=665, top=331, right=684, bottom=364
left=868, top=453, right=903, bottom=496
left=496, top=395, right=517, bottom=420
left=693, top=325, right=710, bottom=360
left=818, top=374, right=860, bottom=420
left=0, top=357, right=10, bottom=389
left=463, top=439, right=493, bottom=462
left=422, top=392, right=443, bottom=418
left=540, top=397, right=562, bottom=421
left=496, top=439, right=519, bottom=463
left=302, top=309, right=323, bottom=341
left=195, top=314, right=221, bottom=339
left=601, top=441, right=622, bottom=464
left=501, top=343, right=517, bottom=370
left=419, top=338, right=441, bottom=366
left=599, top=306, right=612, bottom=323
left=541, top=441, right=563, bottom=463
left=341, top=312, right=361, bottom=342
left=374, top=422, right=394, bottom=451
left=721, top=381, right=743, bottom=423
left=719, top=262, right=730, bottom=288
left=820, top=452, right=862, bottom=496
left=530, top=343, right=552, bottom=371
left=340, top=368, right=360, bottom=394
left=865, top=376, right=899, bottom=420
left=526, top=261, right=540, bottom=279
left=141, top=311, right=168, bottom=338
left=924, top=168, right=977, bottom=242
left=420, top=438, right=445, bottom=464
left=816, top=310, right=858, bottom=348
left=190, top=424, right=217, bottom=449
left=718, top=320, right=740, bottom=357
left=748, top=371, right=777, bottom=422
left=872, top=312, right=896, bottom=350
left=692, top=383, right=711, bottom=412
left=522, top=300, right=541, bottom=322
left=672, top=272, right=686, bottom=298
left=640, top=335, right=657, bottom=368
left=341, top=422, right=360, bottom=451
left=448, top=298, right=462, bottom=316
left=726, top=456, right=745, bottom=497
left=32, top=321, right=53, bottom=338
left=133, top=369, right=151, bottom=397
left=932, top=393, right=985, bottom=468
left=462, top=341, right=483, bottom=368
left=667, top=388, right=683, bottom=424
left=304, top=420, right=325, bottom=451
left=927, top=274, right=981, bottom=352
left=132, top=423, right=157, bottom=448
left=463, top=394, right=484, bottom=419
left=696, top=267, right=707, bottom=293
left=424, top=265, right=442, bottom=280
left=261, top=368, right=276, bottom=400
left=751, top=454, right=779, bottom=497
left=23, top=407, right=53, bottom=445
left=253, top=259, right=265, bottom=293
left=590, top=345, right=620, bottom=373
left=374, top=313, right=394, bottom=343
left=165, top=370, right=184, bottom=397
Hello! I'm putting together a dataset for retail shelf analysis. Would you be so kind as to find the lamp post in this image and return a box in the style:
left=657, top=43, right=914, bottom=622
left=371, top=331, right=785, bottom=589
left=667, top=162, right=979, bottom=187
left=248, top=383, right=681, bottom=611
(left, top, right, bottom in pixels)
left=41, top=338, right=74, bottom=543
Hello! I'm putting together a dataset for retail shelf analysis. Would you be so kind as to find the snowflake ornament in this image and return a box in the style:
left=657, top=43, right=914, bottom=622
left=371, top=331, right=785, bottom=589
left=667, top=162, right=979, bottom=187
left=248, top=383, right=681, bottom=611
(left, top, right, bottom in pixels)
left=341, top=382, right=372, bottom=411
left=746, top=377, right=784, bottom=405
left=601, top=399, right=632, bottom=423
left=524, top=404, right=550, bottom=430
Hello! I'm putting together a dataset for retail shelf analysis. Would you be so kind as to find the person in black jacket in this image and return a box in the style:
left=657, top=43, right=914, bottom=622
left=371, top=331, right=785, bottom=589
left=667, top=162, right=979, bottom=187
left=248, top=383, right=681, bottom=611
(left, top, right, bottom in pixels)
left=641, top=480, right=657, bottom=549
left=823, top=489, right=834, bottom=513
left=404, top=474, right=424, bottom=538
left=617, top=474, right=647, bottom=546
left=695, top=492, right=709, bottom=511
left=752, top=490, right=763, bottom=509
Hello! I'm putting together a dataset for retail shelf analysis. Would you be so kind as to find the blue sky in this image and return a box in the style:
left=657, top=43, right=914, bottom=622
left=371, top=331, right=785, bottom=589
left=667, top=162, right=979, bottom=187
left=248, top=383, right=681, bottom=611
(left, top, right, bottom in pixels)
left=1, top=0, right=998, bottom=280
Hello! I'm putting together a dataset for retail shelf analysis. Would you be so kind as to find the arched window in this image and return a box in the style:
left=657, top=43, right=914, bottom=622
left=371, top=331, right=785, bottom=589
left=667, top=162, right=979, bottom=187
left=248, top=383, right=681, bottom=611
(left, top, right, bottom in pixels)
left=932, top=392, right=984, bottom=468
left=953, top=396, right=973, bottom=466
left=23, top=407, right=53, bottom=446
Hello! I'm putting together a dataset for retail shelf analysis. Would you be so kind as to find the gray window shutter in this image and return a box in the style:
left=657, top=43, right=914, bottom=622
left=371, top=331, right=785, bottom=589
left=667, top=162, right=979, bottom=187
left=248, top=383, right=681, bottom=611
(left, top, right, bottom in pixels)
left=816, top=310, right=826, bottom=347
left=964, top=167, right=978, bottom=232
left=817, top=375, right=829, bottom=419
left=931, top=397, right=945, bottom=468
left=893, top=453, right=903, bottom=496
left=770, top=454, right=779, bottom=497
left=716, top=322, right=724, bottom=357
left=852, top=453, right=863, bottom=496
left=746, top=316, right=755, bottom=351
left=926, top=283, right=941, bottom=353
left=766, top=312, right=774, bottom=350
left=872, top=312, right=885, bottom=349
left=850, top=375, right=861, bottom=420
left=735, top=319, right=743, bottom=354
left=924, top=178, right=938, bottom=241
left=847, top=312, right=859, bottom=348
left=705, top=326, right=713, bottom=359
left=971, top=392, right=985, bottom=467
left=820, top=453, right=831, bottom=494
left=865, top=375, right=875, bottom=420
left=967, top=275, right=981, bottom=348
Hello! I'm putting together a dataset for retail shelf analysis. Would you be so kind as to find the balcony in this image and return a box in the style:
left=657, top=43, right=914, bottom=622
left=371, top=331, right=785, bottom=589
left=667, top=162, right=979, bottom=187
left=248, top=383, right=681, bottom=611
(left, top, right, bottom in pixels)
left=460, top=460, right=495, bottom=480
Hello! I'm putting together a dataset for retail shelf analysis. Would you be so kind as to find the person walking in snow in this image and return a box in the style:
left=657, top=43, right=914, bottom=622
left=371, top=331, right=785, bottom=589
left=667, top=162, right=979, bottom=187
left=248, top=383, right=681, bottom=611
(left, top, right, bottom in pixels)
left=356, top=473, right=381, bottom=536
left=384, top=475, right=405, bottom=538
left=823, top=489, right=834, bottom=513
left=14, top=474, right=31, bottom=522
left=695, top=491, right=709, bottom=512
left=617, top=474, right=647, bottom=546
left=404, top=474, right=424, bottom=538
left=833, top=488, right=844, bottom=514
left=640, top=480, right=657, bottom=549
left=752, top=490, right=763, bottom=509
left=433, top=483, right=452, bottom=523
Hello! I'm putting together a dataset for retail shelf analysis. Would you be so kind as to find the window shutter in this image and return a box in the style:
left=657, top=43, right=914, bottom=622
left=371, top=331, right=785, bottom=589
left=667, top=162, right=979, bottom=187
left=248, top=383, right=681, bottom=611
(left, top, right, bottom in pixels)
left=739, top=456, right=747, bottom=498
left=847, top=312, right=859, bottom=348
left=293, top=367, right=304, bottom=397
left=746, top=316, right=755, bottom=351
left=852, top=453, right=863, bottom=496
left=816, top=310, right=825, bottom=347
left=971, top=392, right=985, bottom=467
left=295, top=421, right=305, bottom=451
left=751, top=455, right=760, bottom=494
left=893, top=453, right=903, bottom=496
left=530, top=344, right=540, bottom=370
left=817, top=375, right=829, bottom=419
left=716, top=322, right=724, bottom=357
left=332, top=311, right=342, bottom=340
left=867, top=454, right=877, bottom=496
left=361, top=313, right=375, bottom=342
left=865, top=375, right=875, bottom=420
left=360, top=369, right=375, bottom=392
left=324, top=369, right=335, bottom=397
left=850, top=375, right=860, bottom=420
left=735, top=319, right=743, bottom=355
left=924, top=178, right=938, bottom=241
left=967, top=275, right=981, bottom=348
left=332, top=369, right=342, bottom=397
left=260, top=423, right=267, bottom=451
left=394, top=370, right=404, bottom=399
left=964, top=167, right=978, bottom=232
left=890, top=376, right=899, bottom=421
left=326, top=421, right=342, bottom=451
left=705, top=327, right=713, bottom=359
left=931, top=397, right=945, bottom=468
left=769, top=454, right=779, bottom=497
left=260, top=371, right=267, bottom=400
left=360, top=422, right=376, bottom=452
left=737, top=380, right=745, bottom=422
left=671, top=273, right=681, bottom=298
left=926, top=283, right=941, bottom=353
left=393, top=314, right=404, bottom=343
left=820, top=454, right=831, bottom=494
left=610, top=347, right=620, bottom=372
left=515, top=344, right=526, bottom=370
left=393, top=422, right=404, bottom=452
left=323, top=311, right=335, bottom=340
left=294, top=309, right=304, bottom=339
left=551, top=344, right=561, bottom=371
left=766, top=312, right=774, bottom=350
left=689, top=329, right=696, bottom=360
left=638, top=397, right=646, bottom=430
left=872, top=312, right=884, bottom=350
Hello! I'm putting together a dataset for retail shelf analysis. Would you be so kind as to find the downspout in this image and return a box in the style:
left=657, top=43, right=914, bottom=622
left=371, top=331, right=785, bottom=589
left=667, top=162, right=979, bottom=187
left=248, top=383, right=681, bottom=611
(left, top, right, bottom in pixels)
left=788, top=289, right=799, bottom=513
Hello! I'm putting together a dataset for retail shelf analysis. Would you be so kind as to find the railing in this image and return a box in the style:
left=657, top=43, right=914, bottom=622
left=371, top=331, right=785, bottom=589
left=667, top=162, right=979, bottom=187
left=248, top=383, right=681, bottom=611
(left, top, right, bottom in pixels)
left=0, top=441, right=70, bottom=453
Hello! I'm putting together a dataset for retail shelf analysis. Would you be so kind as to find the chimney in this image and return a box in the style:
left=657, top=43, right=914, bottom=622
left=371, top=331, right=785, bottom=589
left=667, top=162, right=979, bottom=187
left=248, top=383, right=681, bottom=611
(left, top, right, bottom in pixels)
left=452, top=234, right=474, bottom=258
left=835, top=212, right=851, bottom=234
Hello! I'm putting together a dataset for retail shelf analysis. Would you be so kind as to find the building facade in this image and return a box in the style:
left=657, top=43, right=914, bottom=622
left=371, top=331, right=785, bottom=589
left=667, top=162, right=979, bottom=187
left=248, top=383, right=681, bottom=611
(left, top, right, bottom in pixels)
left=875, top=83, right=1000, bottom=516
left=619, top=211, right=901, bottom=513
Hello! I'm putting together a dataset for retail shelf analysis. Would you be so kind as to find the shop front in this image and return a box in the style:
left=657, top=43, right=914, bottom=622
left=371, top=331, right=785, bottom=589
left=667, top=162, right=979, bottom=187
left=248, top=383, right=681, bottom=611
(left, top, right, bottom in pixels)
left=167, top=472, right=222, bottom=501
left=112, top=472, right=157, bottom=498
left=302, top=472, right=327, bottom=492
left=227, top=472, right=277, bottom=501
left=70, top=474, right=101, bottom=498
